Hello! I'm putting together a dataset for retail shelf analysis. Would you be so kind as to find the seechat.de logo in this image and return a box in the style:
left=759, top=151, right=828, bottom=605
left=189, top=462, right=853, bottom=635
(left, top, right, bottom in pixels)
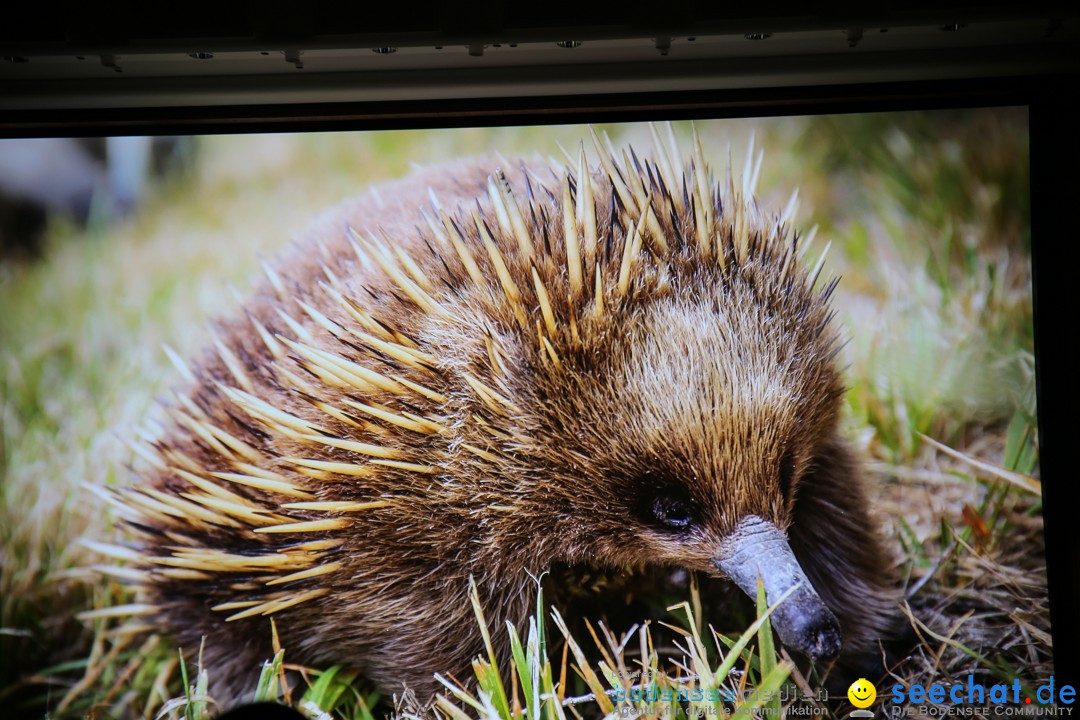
left=891, top=675, right=1075, bottom=713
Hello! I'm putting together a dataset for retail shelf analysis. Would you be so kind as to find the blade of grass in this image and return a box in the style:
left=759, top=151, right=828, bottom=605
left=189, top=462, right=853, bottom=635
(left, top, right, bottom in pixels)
left=469, top=577, right=512, bottom=720
left=755, top=578, right=781, bottom=717
left=549, top=608, right=614, bottom=715
left=919, top=432, right=1040, bottom=494
left=507, top=620, right=535, bottom=720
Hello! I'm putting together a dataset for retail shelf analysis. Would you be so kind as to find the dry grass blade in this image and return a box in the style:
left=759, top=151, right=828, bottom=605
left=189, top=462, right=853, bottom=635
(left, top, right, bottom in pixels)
left=918, top=433, right=1040, bottom=494
left=550, top=609, right=615, bottom=715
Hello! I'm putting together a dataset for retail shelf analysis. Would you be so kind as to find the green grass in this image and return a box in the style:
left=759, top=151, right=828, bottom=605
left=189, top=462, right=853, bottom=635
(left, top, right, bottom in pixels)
left=423, top=577, right=794, bottom=720
left=0, top=109, right=1042, bottom=718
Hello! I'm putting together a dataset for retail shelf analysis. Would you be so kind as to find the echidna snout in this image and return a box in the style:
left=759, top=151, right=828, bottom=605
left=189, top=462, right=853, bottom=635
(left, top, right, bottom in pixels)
left=716, top=515, right=843, bottom=661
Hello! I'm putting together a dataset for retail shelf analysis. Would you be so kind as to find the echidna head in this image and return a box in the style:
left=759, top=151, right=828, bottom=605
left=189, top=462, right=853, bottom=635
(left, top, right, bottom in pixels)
left=508, top=249, right=845, bottom=662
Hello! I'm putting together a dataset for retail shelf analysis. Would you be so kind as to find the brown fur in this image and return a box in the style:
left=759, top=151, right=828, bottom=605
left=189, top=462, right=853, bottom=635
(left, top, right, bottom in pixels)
left=101, top=139, right=903, bottom=708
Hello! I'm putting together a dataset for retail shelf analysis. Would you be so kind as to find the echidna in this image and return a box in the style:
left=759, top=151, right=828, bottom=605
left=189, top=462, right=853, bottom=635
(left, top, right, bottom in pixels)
left=88, top=125, right=903, bottom=708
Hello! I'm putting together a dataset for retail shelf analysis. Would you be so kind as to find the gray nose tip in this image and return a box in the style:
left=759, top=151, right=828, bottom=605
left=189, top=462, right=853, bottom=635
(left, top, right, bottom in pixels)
left=770, top=592, right=843, bottom=661
left=795, top=609, right=843, bottom=660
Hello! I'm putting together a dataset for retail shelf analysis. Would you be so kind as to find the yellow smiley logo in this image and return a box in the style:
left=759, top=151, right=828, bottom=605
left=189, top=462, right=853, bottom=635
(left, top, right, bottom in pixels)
left=848, top=678, right=877, bottom=708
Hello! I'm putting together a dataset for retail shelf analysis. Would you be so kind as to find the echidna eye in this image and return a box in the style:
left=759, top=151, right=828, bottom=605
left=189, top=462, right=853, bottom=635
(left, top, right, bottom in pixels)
left=650, top=496, right=694, bottom=530
left=779, top=452, right=796, bottom=499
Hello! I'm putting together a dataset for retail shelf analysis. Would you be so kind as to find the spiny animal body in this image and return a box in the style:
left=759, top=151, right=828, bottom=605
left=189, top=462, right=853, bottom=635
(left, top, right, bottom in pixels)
left=89, top=127, right=902, bottom=707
